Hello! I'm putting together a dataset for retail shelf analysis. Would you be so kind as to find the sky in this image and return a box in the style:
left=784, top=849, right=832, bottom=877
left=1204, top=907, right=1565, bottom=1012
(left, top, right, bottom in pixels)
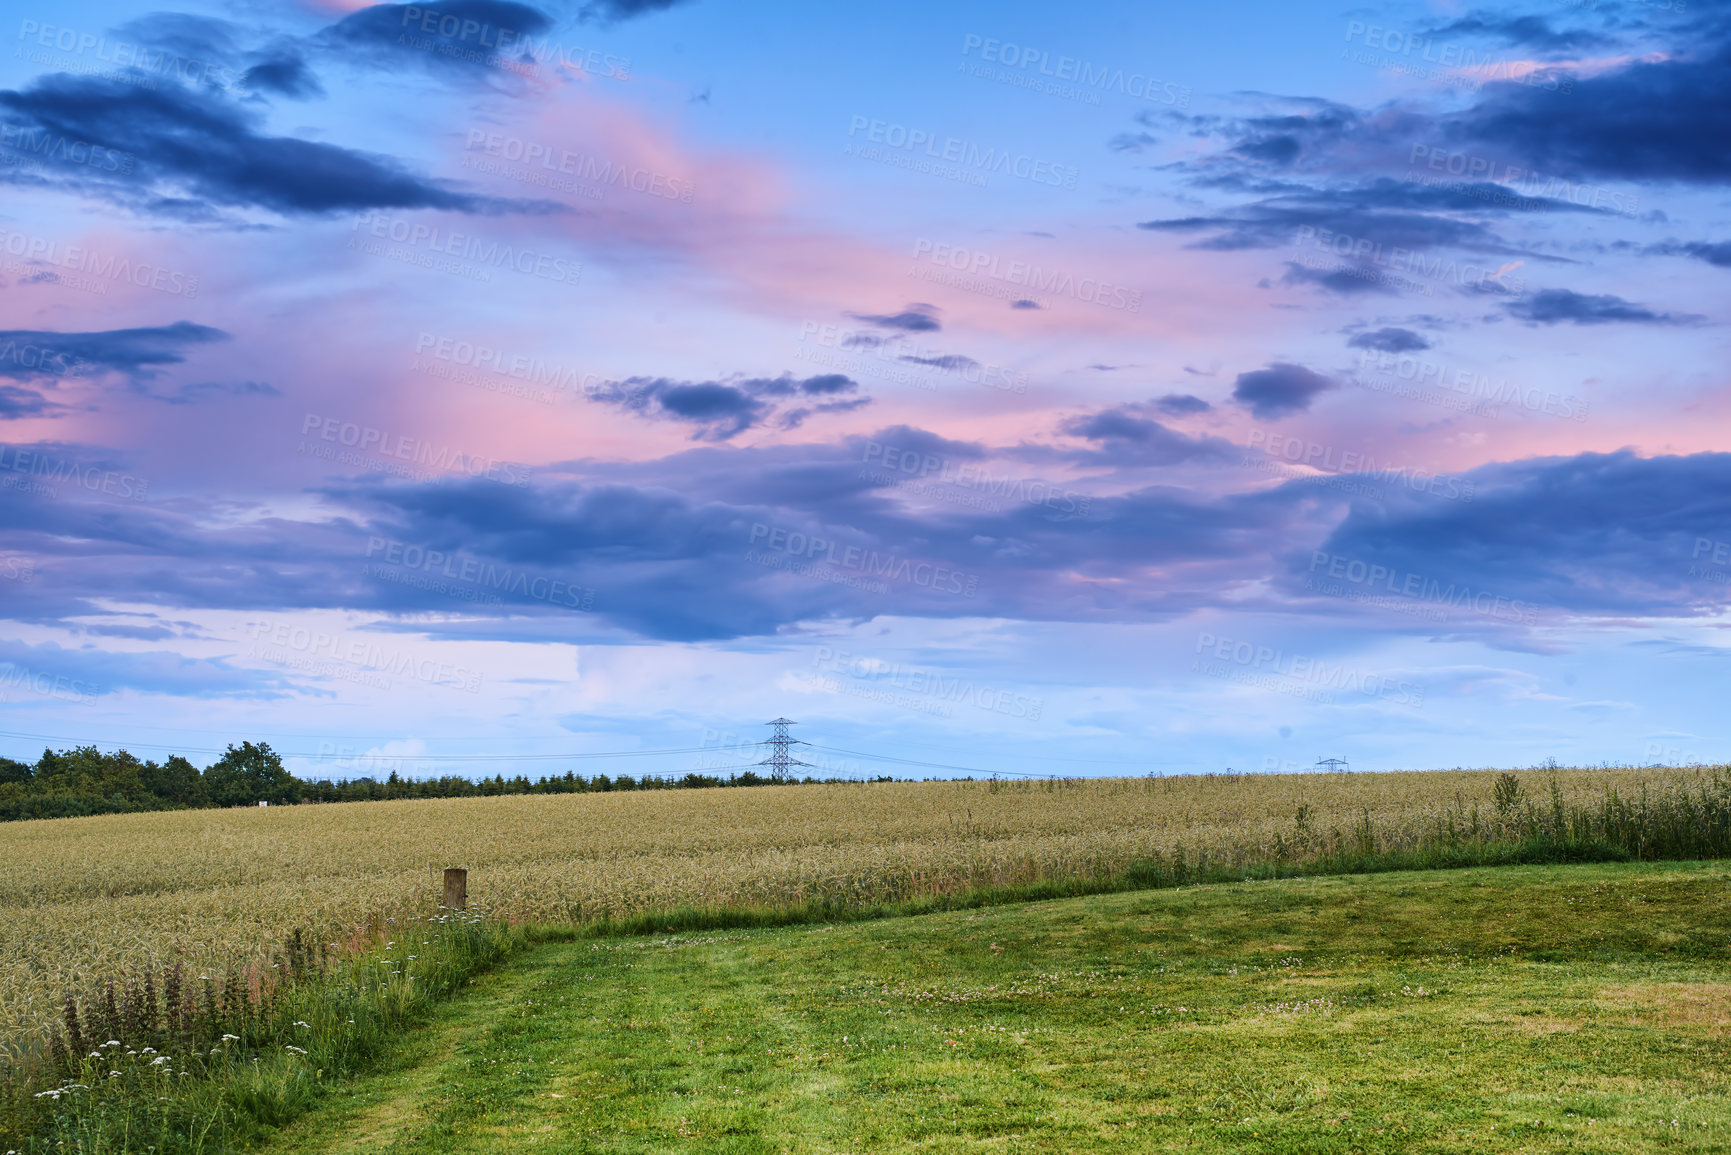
left=1, top=0, right=1728, bottom=782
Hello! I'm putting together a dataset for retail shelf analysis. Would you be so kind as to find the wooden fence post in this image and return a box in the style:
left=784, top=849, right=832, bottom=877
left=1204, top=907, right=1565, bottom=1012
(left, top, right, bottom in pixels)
left=443, top=867, right=467, bottom=911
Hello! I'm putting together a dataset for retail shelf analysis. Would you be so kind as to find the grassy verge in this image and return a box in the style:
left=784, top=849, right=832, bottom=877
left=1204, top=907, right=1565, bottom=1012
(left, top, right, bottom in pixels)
left=262, top=860, right=1731, bottom=1153
left=0, top=912, right=538, bottom=1153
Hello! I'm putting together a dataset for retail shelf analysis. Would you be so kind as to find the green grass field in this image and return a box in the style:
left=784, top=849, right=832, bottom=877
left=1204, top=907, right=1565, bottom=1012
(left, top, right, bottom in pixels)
left=262, top=861, right=1731, bottom=1153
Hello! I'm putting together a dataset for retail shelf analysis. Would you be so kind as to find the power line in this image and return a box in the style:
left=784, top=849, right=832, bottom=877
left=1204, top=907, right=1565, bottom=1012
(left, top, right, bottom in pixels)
left=808, top=744, right=1078, bottom=779
left=0, top=730, right=718, bottom=763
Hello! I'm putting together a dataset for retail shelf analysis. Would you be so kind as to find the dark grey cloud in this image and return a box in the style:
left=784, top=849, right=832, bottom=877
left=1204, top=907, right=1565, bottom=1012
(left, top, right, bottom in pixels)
left=1443, top=29, right=1731, bottom=185
left=95, top=15, right=323, bottom=101
left=1137, top=180, right=1561, bottom=253
left=587, top=374, right=867, bottom=440
left=321, top=2, right=551, bottom=81
left=579, top=0, right=695, bottom=21
left=313, top=465, right=1291, bottom=637
left=1011, top=298, right=1041, bottom=309
left=849, top=303, right=941, bottom=332
left=1055, top=401, right=1235, bottom=468
left=1648, top=239, right=1731, bottom=268
left=782, top=374, right=856, bottom=397
left=1506, top=289, right=1699, bottom=326
left=1189, top=24, right=1731, bottom=190
left=1232, top=363, right=1337, bottom=418
left=1308, top=450, right=1731, bottom=617
left=856, top=425, right=989, bottom=464
left=0, top=74, right=554, bottom=218
left=900, top=354, right=977, bottom=373
left=242, top=52, right=324, bottom=98
left=1278, top=260, right=1392, bottom=296
left=11, top=428, right=1731, bottom=652
left=0, top=323, right=227, bottom=385
left=1155, top=393, right=1213, bottom=416
left=1109, top=130, right=1160, bottom=154
left=0, top=387, right=55, bottom=419
left=149, top=379, right=282, bottom=406
left=1419, top=14, right=1617, bottom=55
left=1220, top=99, right=1365, bottom=169
left=1348, top=327, right=1431, bottom=353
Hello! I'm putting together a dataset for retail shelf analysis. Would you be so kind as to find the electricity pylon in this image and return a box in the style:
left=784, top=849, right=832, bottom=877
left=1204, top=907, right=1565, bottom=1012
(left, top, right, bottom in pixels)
left=759, top=718, right=813, bottom=782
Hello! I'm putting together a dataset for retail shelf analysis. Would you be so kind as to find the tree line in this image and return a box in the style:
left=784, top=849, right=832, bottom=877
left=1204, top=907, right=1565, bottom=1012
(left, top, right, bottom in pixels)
left=0, top=743, right=897, bottom=822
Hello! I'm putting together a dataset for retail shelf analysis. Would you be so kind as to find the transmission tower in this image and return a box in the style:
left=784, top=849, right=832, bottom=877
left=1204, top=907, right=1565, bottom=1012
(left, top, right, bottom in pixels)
left=1315, top=757, right=1349, bottom=773
left=758, top=717, right=813, bottom=782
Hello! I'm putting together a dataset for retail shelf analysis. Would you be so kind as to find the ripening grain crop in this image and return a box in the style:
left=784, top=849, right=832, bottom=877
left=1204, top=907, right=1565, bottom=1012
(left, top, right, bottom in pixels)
left=0, top=764, right=1723, bottom=1062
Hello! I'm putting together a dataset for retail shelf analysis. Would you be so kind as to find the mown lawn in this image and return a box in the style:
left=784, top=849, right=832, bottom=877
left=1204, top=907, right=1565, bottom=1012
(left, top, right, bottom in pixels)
left=265, top=861, right=1731, bottom=1153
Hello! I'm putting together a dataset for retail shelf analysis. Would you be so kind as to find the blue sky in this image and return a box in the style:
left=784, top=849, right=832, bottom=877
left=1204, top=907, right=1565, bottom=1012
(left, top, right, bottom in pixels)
left=1, top=0, right=1728, bottom=781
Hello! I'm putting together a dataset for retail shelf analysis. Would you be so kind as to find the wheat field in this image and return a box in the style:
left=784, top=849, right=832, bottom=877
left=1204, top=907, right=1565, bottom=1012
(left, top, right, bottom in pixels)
left=0, top=765, right=1717, bottom=1062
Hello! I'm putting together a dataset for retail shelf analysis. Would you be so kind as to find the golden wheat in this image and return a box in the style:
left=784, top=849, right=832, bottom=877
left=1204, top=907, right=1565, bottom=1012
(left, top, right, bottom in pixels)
left=0, top=765, right=1712, bottom=1060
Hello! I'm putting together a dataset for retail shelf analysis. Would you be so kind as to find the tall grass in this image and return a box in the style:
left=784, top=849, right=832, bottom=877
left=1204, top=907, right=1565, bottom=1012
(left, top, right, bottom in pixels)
left=575, top=769, right=1731, bottom=934
left=0, top=912, right=530, bottom=1153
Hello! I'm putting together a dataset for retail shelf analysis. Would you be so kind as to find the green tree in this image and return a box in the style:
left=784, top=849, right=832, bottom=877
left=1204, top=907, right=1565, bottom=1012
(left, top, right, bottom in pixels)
left=141, top=755, right=210, bottom=808
left=204, top=742, right=298, bottom=807
left=32, top=746, right=149, bottom=805
left=0, top=756, right=31, bottom=786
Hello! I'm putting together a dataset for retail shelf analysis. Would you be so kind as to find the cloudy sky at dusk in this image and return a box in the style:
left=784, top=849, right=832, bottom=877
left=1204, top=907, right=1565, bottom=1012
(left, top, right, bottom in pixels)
left=2, top=0, right=1728, bottom=781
